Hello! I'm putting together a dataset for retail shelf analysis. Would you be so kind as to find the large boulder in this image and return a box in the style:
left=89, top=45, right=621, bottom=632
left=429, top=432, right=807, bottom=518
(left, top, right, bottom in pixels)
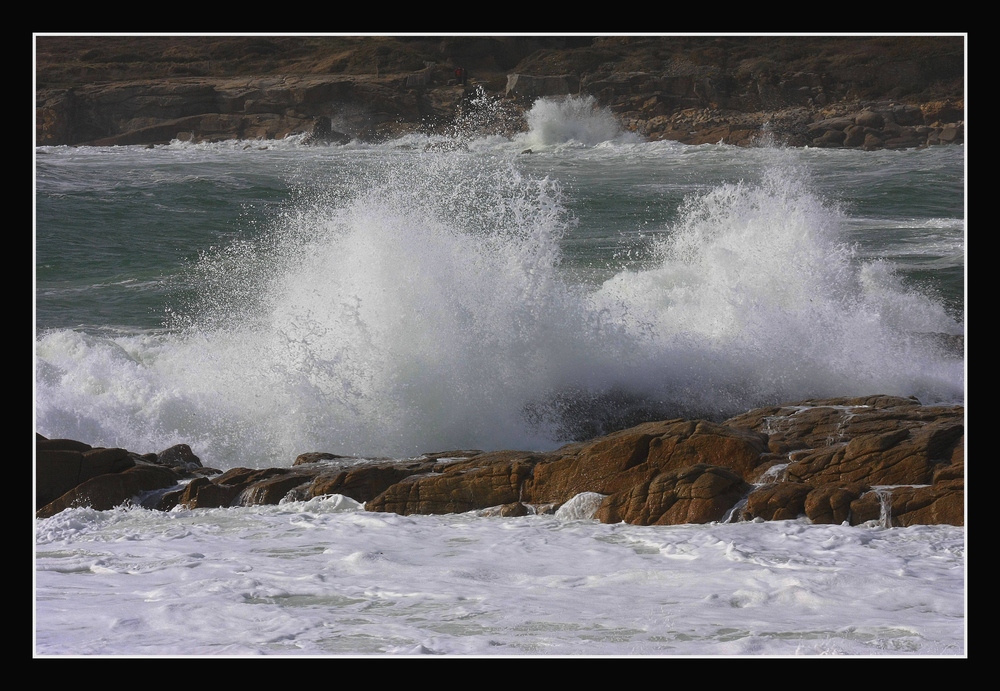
left=595, top=464, right=751, bottom=525
left=783, top=415, right=963, bottom=486
left=849, top=481, right=963, bottom=527
left=36, top=465, right=181, bottom=518
left=523, top=419, right=767, bottom=505
left=304, top=461, right=439, bottom=505
left=366, top=451, right=541, bottom=515
left=37, top=436, right=151, bottom=509
left=803, top=483, right=867, bottom=524
left=742, top=482, right=813, bottom=521
left=722, top=397, right=963, bottom=525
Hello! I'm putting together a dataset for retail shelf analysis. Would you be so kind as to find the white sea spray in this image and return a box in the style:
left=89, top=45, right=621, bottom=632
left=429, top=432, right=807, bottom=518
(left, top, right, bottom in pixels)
left=35, top=101, right=963, bottom=469
left=35, top=102, right=966, bottom=657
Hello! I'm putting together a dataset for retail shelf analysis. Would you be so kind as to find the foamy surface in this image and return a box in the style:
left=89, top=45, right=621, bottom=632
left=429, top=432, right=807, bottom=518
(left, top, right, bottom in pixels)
left=35, top=498, right=965, bottom=656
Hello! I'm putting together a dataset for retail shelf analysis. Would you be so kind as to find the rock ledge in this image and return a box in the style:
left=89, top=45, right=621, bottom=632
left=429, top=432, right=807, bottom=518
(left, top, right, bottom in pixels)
left=36, top=396, right=964, bottom=528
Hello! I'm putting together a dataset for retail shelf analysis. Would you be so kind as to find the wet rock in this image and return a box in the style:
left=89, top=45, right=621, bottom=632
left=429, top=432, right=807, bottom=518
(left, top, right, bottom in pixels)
left=784, top=415, right=963, bottom=487
left=302, top=115, right=351, bottom=145
left=595, top=464, right=751, bottom=526
left=233, top=472, right=315, bottom=507
left=743, top=482, right=813, bottom=521
left=36, top=396, right=964, bottom=528
left=848, top=482, right=963, bottom=527
left=163, top=476, right=241, bottom=510
left=36, top=435, right=149, bottom=510
left=500, top=502, right=530, bottom=517
left=36, top=465, right=181, bottom=518
left=523, top=419, right=767, bottom=505
left=305, top=461, right=439, bottom=504
left=855, top=110, right=885, bottom=128
left=293, top=451, right=353, bottom=466
left=803, top=483, right=867, bottom=524
left=366, top=451, right=541, bottom=515
left=157, top=443, right=201, bottom=469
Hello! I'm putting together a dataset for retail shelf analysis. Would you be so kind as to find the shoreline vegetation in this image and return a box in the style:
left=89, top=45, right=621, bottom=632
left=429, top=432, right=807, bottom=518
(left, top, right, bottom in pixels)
left=36, top=35, right=964, bottom=149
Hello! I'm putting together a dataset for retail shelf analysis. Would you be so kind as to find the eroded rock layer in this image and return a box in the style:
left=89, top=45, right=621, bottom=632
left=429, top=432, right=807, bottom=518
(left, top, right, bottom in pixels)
left=36, top=396, right=964, bottom=527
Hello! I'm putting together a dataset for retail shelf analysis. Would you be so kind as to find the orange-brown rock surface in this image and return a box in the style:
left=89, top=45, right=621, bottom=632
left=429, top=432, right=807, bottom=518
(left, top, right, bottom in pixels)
left=594, top=464, right=751, bottom=525
left=35, top=396, right=964, bottom=528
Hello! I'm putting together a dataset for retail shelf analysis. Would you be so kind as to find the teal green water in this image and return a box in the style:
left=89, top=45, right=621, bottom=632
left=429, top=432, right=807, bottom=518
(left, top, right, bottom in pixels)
left=36, top=142, right=964, bottom=333
left=34, top=133, right=964, bottom=465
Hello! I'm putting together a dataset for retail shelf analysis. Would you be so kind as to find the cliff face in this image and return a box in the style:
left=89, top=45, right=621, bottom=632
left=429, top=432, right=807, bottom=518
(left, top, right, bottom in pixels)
left=35, top=35, right=965, bottom=148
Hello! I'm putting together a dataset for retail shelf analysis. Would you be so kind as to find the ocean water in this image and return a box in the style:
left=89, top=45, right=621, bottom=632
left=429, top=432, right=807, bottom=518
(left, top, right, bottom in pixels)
left=35, top=96, right=966, bottom=656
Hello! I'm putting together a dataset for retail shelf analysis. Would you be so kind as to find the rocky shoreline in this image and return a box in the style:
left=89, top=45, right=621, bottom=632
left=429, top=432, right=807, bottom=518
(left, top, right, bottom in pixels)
left=36, top=36, right=964, bottom=150
left=36, top=395, right=964, bottom=528
left=35, top=39, right=966, bottom=527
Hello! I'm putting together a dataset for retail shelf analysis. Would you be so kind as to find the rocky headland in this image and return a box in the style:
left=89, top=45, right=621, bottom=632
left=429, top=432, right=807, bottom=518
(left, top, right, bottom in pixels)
left=36, top=396, right=964, bottom=528
left=36, top=36, right=964, bottom=149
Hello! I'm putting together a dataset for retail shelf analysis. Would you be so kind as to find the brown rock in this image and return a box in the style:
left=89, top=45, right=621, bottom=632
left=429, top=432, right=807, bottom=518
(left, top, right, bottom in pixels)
left=596, top=464, right=750, bottom=526
left=785, top=415, right=963, bottom=487
left=855, top=110, right=885, bottom=128
left=524, top=420, right=689, bottom=504
left=213, top=466, right=288, bottom=486
left=720, top=399, right=964, bottom=527
left=524, top=419, right=766, bottom=505
left=921, top=100, right=963, bottom=125
left=812, top=129, right=846, bottom=147
left=804, top=483, right=867, bottom=524
left=505, top=73, right=580, bottom=98
left=36, top=437, right=92, bottom=452
left=293, top=452, right=350, bottom=466
left=307, top=462, right=438, bottom=504
left=724, top=399, right=962, bottom=488
left=36, top=37, right=964, bottom=149
left=366, top=452, right=540, bottom=515
left=742, top=482, right=812, bottom=521
left=843, top=125, right=867, bottom=147
left=863, top=133, right=885, bottom=150
left=167, top=476, right=243, bottom=510
left=849, top=490, right=886, bottom=525
left=723, top=396, right=921, bottom=452
left=36, top=449, right=86, bottom=508
left=233, top=472, right=314, bottom=506
left=849, top=482, right=963, bottom=527
left=36, top=444, right=136, bottom=508
left=35, top=394, right=965, bottom=529
left=169, top=467, right=288, bottom=509
left=809, top=115, right=855, bottom=132
left=933, top=457, right=963, bottom=484
left=157, top=443, right=201, bottom=468
left=36, top=465, right=182, bottom=518
left=500, top=502, right=529, bottom=517
left=892, top=104, right=924, bottom=126
left=937, top=124, right=963, bottom=144
left=80, top=447, right=135, bottom=482
left=889, top=483, right=964, bottom=527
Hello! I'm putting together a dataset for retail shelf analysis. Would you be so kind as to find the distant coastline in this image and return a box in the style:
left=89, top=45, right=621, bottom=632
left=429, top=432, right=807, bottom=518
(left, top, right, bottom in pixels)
left=35, top=35, right=964, bottom=149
